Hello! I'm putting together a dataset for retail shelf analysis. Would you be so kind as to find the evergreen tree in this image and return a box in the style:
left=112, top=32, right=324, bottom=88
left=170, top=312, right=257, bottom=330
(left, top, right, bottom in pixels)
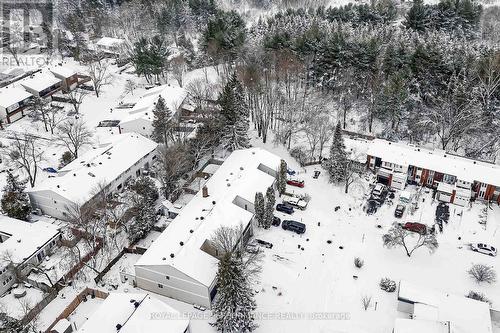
left=152, top=96, right=173, bottom=145
left=218, top=74, right=250, bottom=151
left=254, top=192, right=265, bottom=228
left=277, top=160, right=287, bottom=196
left=212, top=253, right=257, bottom=333
left=1, top=172, right=31, bottom=221
left=326, top=122, right=347, bottom=183
left=130, top=176, right=159, bottom=204
left=128, top=196, right=157, bottom=242
left=264, top=187, right=276, bottom=229
left=404, top=0, right=429, bottom=32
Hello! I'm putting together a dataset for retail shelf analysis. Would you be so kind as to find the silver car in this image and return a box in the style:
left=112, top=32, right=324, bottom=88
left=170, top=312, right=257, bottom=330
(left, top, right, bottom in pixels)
left=471, top=243, right=497, bottom=257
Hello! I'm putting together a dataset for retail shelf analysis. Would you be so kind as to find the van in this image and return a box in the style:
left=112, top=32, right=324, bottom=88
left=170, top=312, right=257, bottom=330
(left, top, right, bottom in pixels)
left=283, top=196, right=308, bottom=210
left=282, top=220, right=306, bottom=234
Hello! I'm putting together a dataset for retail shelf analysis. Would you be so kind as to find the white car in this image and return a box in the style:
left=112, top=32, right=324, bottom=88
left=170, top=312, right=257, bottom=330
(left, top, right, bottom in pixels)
left=283, top=196, right=308, bottom=210
left=470, top=243, right=497, bottom=257
left=372, top=184, right=386, bottom=197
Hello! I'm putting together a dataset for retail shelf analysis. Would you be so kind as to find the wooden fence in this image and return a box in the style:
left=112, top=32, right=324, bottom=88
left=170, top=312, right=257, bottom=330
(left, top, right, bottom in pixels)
left=22, top=290, right=58, bottom=325
left=45, top=287, right=109, bottom=333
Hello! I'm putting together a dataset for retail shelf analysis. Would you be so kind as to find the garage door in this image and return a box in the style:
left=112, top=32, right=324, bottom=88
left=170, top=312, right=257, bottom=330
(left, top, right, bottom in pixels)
left=454, top=195, right=468, bottom=206
left=438, top=192, right=452, bottom=203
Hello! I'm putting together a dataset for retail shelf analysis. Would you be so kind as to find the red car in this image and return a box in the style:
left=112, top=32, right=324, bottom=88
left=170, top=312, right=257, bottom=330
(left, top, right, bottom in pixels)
left=287, top=179, right=304, bottom=188
left=402, top=222, right=427, bottom=235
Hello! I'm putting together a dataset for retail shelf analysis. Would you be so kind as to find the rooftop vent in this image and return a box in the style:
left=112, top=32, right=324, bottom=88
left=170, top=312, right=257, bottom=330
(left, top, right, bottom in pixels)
left=180, top=241, right=184, bottom=246
left=88, top=172, right=96, bottom=177
left=87, top=163, right=91, bottom=167
left=134, top=301, right=140, bottom=308
left=56, top=185, right=60, bottom=188
left=170, top=253, right=175, bottom=258
left=212, top=200, right=216, bottom=205
left=17, top=239, right=21, bottom=243
left=116, top=324, right=122, bottom=331
left=200, top=216, right=204, bottom=220
left=129, top=299, right=136, bottom=303
left=162, top=257, right=166, bottom=260
left=240, top=167, right=244, bottom=170
left=73, top=173, right=76, bottom=177
left=189, top=229, right=194, bottom=233
left=202, top=186, right=209, bottom=198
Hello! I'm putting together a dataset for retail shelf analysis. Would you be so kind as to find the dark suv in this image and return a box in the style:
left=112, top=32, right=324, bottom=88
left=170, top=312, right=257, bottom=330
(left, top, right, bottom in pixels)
left=276, top=203, right=294, bottom=214
left=272, top=216, right=281, bottom=227
left=394, top=204, right=405, bottom=218
left=282, top=220, right=306, bottom=234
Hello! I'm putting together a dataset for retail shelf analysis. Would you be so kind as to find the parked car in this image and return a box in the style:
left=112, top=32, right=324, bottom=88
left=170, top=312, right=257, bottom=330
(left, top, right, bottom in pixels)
left=402, top=222, right=427, bottom=235
left=283, top=196, right=308, bottom=210
left=282, top=220, right=306, bottom=234
left=255, top=239, right=273, bottom=249
left=287, top=168, right=296, bottom=176
left=276, top=203, right=294, bottom=214
left=365, top=199, right=378, bottom=215
left=372, top=184, right=386, bottom=198
left=313, top=170, right=321, bottom=179
left=394, top=204, right=405, bottom=218
left=470, top=243, right=497, bottom=257
left=287, top=178, right=305, bottom=188
left=272, top=216, right=281, bottom=227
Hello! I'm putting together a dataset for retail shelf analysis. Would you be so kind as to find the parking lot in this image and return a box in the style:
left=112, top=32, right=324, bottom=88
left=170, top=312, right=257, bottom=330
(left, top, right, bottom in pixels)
left=247, top=151, right=500, bottom=333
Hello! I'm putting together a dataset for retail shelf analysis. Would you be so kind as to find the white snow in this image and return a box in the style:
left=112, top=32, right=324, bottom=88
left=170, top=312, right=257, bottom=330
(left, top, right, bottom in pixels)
left=136, top=148, right=281, bottom=286
left=96, top=37, right=125, bottom=48
left=398, top=280, right=493, bottom=333
left=0, top=216, right=60, bottom=267
left=76, top=292, right=189, bottom=333
left=20, top=71, right=61, bottom=94
left=28, top=133, right=158, bottom=205
left=368, top=138, right=500, bottom=186
left=50, top=65, right=77, bottom=79
left=0, top=86, right=32, bottom=109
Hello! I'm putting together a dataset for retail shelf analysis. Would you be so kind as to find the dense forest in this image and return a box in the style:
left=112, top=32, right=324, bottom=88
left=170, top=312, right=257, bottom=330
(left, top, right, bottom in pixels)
left=56, top=0, right=500, bottom=161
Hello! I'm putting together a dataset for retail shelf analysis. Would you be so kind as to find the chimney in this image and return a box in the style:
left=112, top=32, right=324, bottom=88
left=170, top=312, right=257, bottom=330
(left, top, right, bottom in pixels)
left=202, top=186, right=209, bottom=198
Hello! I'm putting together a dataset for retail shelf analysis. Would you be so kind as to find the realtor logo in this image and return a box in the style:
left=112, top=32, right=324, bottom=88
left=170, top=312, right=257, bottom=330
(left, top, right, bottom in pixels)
left=0, top=0, right=55, bottom=65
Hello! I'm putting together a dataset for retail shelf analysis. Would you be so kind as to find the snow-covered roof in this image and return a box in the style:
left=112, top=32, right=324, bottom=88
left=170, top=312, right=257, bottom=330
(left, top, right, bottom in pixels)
left=368, top=139, right=500, bottom=186
left=29, top=133, right=158, bottom=205
left=96, top=37, right=125, bottom=47
left=0, top=86, right=32, bottom=109
left=393, top=318, right=450, bottom=333
left=0, top=216, right=60, bottom=267
left=344, top=137, right=371, bottom=163
left=20, top=72, right=61, bottom=93
left=120, top=85, right=188, bottom=126
left=398, top=280, right=493, bottom=333
left=136, top=148, right=281, bottom=286
left=77, top=293, right=189, bottom=333
left=50, top=65, right=77, bottom=79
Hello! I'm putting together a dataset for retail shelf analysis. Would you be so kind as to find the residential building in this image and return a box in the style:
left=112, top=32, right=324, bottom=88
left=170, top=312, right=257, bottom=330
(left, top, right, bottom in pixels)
left=0, top=86, right=32, bottom=124
left=50, top=66, right=79, bottom=92
left=119, top=84, right=188, bottom=137
left=96, top=37, right=126, bottom=56
left=367, top=139, right=500, bottom=205
left=76, top=292, right=190, bottom=333
left=21, top=72, right=62, bottom=98
left=28, top=133, right=158, bottom=221
left=394, top=280, right=493, bottom=333
left=0, top=216, right=61, bottom=295
left=132, top=148, right=281, bottom=308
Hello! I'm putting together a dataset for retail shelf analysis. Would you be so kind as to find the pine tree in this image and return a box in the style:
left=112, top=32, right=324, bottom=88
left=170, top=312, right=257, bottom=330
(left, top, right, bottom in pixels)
left=264, top=187, right=276, bottom=229
left=152, top=96, right=173, bottom=144
left=128, top=196, right=157, bottom=242
left=404, top=0, right=429, bottom=32
left=277, top=160, right=287, bottom=196
left=212, top=253, right=257, bottom=333
left=130, top=176, right=159, bottom=204
left=326, top=122, right=347, bottom=183
left=1, top=171, right=31, bottom=221
left=254, top=192, right=265, bottom=228
left=219, top=74, right=250, bottom=151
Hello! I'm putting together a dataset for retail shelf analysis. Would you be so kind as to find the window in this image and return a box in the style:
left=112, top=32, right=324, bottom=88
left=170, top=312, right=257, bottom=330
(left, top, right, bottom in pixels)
left=117, top=184, right=122, bottom=191
left=158, top=284, right=163, bottom=288
left=136, top=169, right=141, bottom=177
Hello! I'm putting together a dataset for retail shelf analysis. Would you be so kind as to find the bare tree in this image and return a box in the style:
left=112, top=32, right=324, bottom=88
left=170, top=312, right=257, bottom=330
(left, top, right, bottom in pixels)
left=28, top=97, right=51, bottom=132
left=171, top=55, right=187, bottom=88
left=382, top=223, right=438, bottom=257
left=46, top=108, right=67, bottom=135
left=86, top=58, right=113, bottom=97
left=2, top=133, right=44, bottom=187
left=211, top=225, right=263, bottom=279
left=56, top=120, right=93, bottom=158
left=156, top=143, right=193, bottom=200
left=67, top=88, right=90, bottom=114
left=468, top=264, right=497, bottom=284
